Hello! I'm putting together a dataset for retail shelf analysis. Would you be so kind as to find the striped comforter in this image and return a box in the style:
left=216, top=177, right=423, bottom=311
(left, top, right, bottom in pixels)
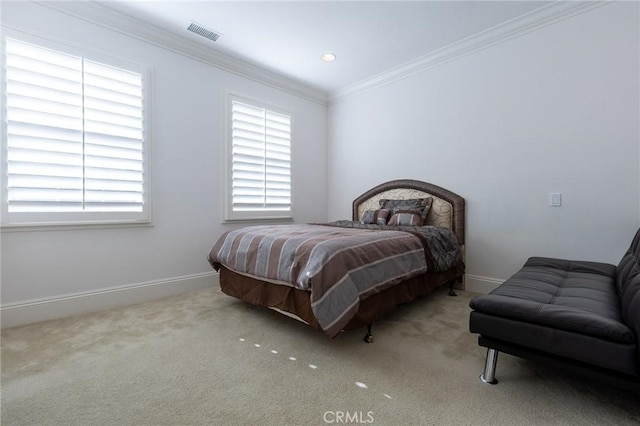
left=208, top=222, right=461, bottom=336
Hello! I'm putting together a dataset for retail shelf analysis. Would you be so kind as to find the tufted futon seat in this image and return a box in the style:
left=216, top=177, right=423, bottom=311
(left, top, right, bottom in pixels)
left=469, top=228, right=640, bottom=391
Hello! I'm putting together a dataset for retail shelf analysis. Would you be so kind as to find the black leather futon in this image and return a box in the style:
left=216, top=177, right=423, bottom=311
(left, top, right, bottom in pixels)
left=469, top=228, right=640, bottom=391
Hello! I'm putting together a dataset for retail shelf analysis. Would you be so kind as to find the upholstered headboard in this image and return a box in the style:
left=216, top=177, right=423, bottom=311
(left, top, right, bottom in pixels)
left=352, top=179, right=465, bottom=246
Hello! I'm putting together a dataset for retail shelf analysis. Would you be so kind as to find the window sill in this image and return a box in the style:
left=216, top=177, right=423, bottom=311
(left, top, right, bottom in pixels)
left=1, top=220, right=153, bottom=233
left=222, top=217, right=294, bottom=225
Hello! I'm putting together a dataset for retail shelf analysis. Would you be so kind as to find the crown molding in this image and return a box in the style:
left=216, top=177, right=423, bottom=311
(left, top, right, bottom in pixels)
left=328, top=0, right=612, bottom=105
left=32, top=0, right=328, bottom=105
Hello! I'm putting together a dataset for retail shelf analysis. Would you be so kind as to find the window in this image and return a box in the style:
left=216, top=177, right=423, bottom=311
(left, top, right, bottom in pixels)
left=1, top=37, right=149, bottom=228
left=224, top=95, right=292, bottom=221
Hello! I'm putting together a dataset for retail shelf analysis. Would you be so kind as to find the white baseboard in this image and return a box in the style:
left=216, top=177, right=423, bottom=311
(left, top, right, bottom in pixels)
left=0, top=272, right=219, bottom=329
left=464, top=274, right=504, bottom=294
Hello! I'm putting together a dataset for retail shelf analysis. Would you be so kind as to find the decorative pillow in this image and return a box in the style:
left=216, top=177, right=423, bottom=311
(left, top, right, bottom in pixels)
left=361, top=209, right=390, bottom=225
left=379, top=198, right=433, bottom=225
left=387, top=211, right=423, bottom=226
left=376, top=209, right=390, bottom=225
left=361, top=210, right=376, bottom=224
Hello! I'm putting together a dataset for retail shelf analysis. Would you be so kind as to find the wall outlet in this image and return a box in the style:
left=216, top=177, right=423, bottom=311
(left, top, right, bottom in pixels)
left=549, top=192, right=562, bottom=207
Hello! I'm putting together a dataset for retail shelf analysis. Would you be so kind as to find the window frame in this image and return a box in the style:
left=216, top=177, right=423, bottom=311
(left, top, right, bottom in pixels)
left=1, top=30, right=152, bottom=230
left=222, top=92, right=294, bottom=222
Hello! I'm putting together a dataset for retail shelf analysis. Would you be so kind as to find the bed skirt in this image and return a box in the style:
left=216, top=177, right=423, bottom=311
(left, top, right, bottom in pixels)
left=218, top=264, right=464, bottom=334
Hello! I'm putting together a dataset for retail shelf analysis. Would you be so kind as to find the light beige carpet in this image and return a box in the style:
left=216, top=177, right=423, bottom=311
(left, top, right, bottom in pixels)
left=1, top=286, right=639, bottom=425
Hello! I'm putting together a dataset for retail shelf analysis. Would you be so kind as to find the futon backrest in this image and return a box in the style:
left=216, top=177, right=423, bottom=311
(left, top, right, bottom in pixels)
left=617, top=227, right=640, bottom=353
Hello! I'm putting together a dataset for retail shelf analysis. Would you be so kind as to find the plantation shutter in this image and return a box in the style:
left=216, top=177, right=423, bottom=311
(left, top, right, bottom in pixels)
left=231, top=100, right=291, bottom=212
left=5, top=38, right=144, bottom=214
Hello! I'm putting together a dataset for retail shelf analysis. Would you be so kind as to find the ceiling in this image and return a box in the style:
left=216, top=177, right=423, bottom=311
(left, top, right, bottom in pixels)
left=100, top=0, right=552, bottom=94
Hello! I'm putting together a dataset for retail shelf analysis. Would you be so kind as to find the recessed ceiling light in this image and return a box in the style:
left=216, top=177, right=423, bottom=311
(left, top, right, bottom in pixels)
left=321, top=53, right=336, bottom=62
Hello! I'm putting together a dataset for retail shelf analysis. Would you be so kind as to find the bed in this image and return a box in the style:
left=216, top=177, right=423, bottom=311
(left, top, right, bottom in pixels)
left=208, top=179, right=465, bottom=340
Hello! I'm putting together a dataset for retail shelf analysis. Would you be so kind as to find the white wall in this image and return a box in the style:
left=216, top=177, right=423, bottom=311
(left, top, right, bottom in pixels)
left=0, top=2, right=327, bottom=325
left=328, top=2, right=640, bottom=292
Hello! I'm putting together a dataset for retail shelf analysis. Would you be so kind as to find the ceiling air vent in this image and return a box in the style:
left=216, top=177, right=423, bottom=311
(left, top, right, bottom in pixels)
left=187, top=22, right=222, bottom=42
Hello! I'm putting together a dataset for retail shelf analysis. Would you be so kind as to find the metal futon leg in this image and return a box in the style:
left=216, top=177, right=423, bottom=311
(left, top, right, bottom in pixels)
left=480, top=348, right=499, bottom=384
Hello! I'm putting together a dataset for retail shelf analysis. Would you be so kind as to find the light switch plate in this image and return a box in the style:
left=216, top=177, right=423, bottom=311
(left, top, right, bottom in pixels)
left=549, top=192, right=562, bottom=207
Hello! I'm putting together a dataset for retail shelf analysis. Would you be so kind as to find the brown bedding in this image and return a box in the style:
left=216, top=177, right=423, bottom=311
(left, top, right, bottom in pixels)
left=208, top=179, right=466, bottom=338
left=209, top=222, right=462, bottom=336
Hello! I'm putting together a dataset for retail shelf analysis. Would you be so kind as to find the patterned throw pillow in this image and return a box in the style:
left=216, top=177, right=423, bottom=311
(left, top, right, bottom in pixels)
left=361, top=209, right=390, bottom=225
left=387, top=211, right=423, bottom=226
left=379, top=198, right=433, bottom=225
left=361, top=210, right=376, bottom=224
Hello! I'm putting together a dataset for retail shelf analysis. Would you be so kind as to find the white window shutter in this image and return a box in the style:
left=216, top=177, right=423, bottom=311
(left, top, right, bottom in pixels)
left=4, top=38, right=146, bottom=219
left=6, top=38, right=84, bottom=212
left=83, top=60, right=144, bottom=212
left=231, top=99, right=291, bottom=215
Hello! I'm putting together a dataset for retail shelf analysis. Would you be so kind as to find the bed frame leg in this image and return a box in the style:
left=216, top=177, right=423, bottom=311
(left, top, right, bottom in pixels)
left=447, top=280, right=458, bottom=296
left=479, top=348, right=499, bottom=384
left=363, top=324, right=374, bottom=343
